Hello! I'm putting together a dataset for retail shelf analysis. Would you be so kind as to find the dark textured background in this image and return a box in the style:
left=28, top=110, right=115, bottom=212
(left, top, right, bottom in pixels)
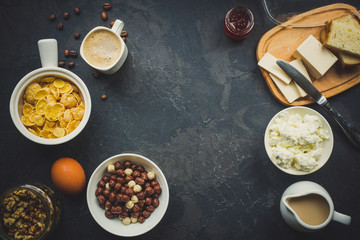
left=0, top=0, right=359, bottom=239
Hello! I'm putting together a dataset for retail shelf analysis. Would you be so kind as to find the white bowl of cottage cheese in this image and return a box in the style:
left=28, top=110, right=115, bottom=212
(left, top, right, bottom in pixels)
left=264, top=106, right=333, bottom=175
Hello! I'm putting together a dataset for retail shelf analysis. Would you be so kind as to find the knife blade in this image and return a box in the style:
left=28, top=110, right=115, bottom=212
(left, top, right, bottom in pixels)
left=276, top=59, right=360, bottom=149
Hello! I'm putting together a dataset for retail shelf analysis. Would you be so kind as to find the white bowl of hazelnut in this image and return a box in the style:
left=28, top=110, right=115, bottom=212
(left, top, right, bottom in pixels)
left=86, top=153, right=169, bottom=237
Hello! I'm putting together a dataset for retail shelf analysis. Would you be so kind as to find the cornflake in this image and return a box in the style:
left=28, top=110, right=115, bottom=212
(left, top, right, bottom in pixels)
left=21, top=76, right=85, bottom=138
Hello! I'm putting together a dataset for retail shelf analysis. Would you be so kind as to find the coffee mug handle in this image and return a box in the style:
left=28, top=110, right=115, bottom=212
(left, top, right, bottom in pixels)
left=38, top=39, right=58, bottom=68
left=111, top=20, right=124, bottom=36
left=332, top=211, right=351, bottom=225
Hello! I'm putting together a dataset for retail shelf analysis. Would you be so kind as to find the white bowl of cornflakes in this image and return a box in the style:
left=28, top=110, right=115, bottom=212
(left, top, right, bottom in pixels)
left=9, top=39, right=91, bottom=145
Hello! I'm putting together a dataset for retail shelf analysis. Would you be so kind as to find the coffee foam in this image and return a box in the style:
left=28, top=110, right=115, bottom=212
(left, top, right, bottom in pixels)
left=83, top=29, right=121, bottom=68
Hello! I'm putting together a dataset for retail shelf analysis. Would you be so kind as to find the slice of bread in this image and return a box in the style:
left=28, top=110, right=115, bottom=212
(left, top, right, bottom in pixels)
left=321, top=14, right=360, bottom=66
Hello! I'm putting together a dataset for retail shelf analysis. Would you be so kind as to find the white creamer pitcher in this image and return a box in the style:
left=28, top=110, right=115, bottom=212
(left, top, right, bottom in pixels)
left=280, top=181, right=351, bottom=232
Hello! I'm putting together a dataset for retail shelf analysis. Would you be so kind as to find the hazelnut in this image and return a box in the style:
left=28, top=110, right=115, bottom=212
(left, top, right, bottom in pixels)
left=120, top=186, right=127, bottom=194
left=110, top=174, right=117, bottom=180
left=109, top=192, right=116, bottom=202
left=154, top=185, right=162, bottom=194
left=95, top=187, right=102, bottom=196
left=105, top=183, right=110, bottom=190
left=101, top=94, right=107, bottom=100
left=131, top=217, right=138, bottom=223
left=125, top=188, right=135, bottom=196
left=120, top=195, right=130, bottom=203
left=137, top=165, right=145, bottom=172
left=144, top=182, right=151, bottom=188
left=116, top=177, right=125, bottom=184
left=114, top=183, right=122, bottom=191
left=107, top=164, right=115, bottom=173
left=102, top=189, right=110, bottom=198
left=97, top=180, right=105, bottom=188
left=132, top=170, right=141, bottom=178
left=123, top=160, right=132, bottom=168
left=102, top=175, right=110, bottom=182
left=124, top=168, right=133, bottom=176
left=124, top=176, right=133, bottom=182
left=138, top=216, right=145, bottom=223
left=132, top=204, right=140, bottom=212
left=152, top=198, right=159, bottom=207
left=133, top=185, right=142, bottom=193
left=151, top=180, right=159, bottom=187
left=135, top=177, right=145, bottom=186
left=125, top=201, right=134, bottom=209
left=105, top=200, right=112, bottom=210
left=128, top=180, right=136, bottom=188
left=114, top=161, right=123, bottom=169
left=131, top=164, right=137, bottom=171
left=138, top=199, right=145, bottom=208
left=147, top=171, right=156, bottom=180
left=109, top=179, right=116, bottom=188
left=142, top=210, right=151, bottom=218
left=122, top=217, right=131, bottom=225
left=140, top=172, right=148, bottom=181
left=145, top=187, right=155, bottom=196
left=105, top=210, right=114, bottom=219
left=136, top=192, right=145, bottom=200
left=146, top=205, right=155, bottom=212
left=131, top=195, right=139, bottom=203
left=97, top=195, right=106, bottom=205
left=111, top=206, right=122, bottom=214
left=145, top=197, right=152, bottom=205
left=131, top=211, right=140, bottom=218
left=119, top=212, right=129, bottom=219
left=116, top=169, right=125, bottom=177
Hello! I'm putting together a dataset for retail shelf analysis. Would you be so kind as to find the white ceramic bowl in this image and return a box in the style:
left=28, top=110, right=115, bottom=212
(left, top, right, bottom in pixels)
left=87, top=153, right=169, bottom=237
left=264, top=106, right=334, bottom=175
left=9, top=39, right=91, bottom=145
left=9, top=67, right=91, bottom=145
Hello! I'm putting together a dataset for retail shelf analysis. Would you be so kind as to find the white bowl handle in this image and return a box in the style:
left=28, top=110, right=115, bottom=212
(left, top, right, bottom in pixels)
left=38, top=39, right=58, bottom=68
left=333, top=211, right=351, bottom=225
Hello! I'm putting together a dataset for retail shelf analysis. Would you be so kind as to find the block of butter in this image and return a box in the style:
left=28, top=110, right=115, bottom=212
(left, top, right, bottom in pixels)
left=293, top=35, right=338, bottom=79
left=258, top=52, right=291, bottom=84
left=270, top=73, right=301, bottom=103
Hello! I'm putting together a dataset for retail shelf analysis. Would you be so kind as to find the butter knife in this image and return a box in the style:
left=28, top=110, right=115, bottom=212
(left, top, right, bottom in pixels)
left=276, top=59, right=360, bottom=149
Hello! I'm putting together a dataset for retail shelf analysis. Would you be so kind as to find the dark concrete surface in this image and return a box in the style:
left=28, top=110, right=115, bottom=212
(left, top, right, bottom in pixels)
left=0, top=0, right=359, bottom=239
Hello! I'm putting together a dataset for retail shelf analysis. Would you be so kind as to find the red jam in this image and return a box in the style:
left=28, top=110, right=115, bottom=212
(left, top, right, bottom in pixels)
left=224, top=6, right=254, bottom=40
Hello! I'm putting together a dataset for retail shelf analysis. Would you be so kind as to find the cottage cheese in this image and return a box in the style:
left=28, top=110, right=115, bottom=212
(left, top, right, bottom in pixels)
left=269, top=112, right=329, bottom=172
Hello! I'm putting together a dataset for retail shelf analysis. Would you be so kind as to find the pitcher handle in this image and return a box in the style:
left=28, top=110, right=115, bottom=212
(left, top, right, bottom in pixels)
left=38, top=39, right=58, bottom=68
left=333, top=211, right=351, bottom=225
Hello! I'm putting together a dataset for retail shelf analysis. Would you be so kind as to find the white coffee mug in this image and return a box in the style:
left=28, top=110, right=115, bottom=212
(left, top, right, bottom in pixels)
left=80, top=19, right=128, bottom=74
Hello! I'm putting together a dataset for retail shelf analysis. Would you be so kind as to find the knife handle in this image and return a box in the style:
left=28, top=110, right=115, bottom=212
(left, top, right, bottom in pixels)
left=321, top=102, right=360, bottom=149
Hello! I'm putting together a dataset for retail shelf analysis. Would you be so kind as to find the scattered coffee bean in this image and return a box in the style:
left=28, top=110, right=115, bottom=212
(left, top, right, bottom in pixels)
left=110, top=21, right=115, bottom=27
left=63, top=12, right=70, bottom=20
left=101, top=11, right=108, bottom=21
left=92, top=71, right=100, bottom=79
left=101, top=94, right=107, bottom=100
left=64, top=49, right=69, bottom=58
left=58, top=61, right=66, bottom=67
left=68, top=61, right=75, bottom=68
left=103, top=3, right=112, bottom=10
left=49, top=14, right=56, bottom=22
left=74, top=32, right=81, bottom=39
left=120, top=30, right=128, bottom=37
left=74, top=7, right=80, bottom=15
left=122, top=37, right=126, bottom=42
left=57, top=22, right=63, bottom=30
left=69, top=50, right=78, bottom=58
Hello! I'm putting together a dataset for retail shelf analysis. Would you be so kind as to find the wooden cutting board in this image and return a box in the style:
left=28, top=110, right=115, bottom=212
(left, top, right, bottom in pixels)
left=256, top=3, right=360, bottom=106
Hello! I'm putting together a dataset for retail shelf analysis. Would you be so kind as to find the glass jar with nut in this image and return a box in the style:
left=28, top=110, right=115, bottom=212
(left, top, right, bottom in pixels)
left=0, top=184, right=61, bottom=240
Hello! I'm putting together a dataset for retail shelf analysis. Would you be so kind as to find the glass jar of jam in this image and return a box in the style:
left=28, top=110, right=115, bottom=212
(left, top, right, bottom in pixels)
left=0, top=184, right=61, bottom=240
left=224, top=6, right=254, bottom=40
